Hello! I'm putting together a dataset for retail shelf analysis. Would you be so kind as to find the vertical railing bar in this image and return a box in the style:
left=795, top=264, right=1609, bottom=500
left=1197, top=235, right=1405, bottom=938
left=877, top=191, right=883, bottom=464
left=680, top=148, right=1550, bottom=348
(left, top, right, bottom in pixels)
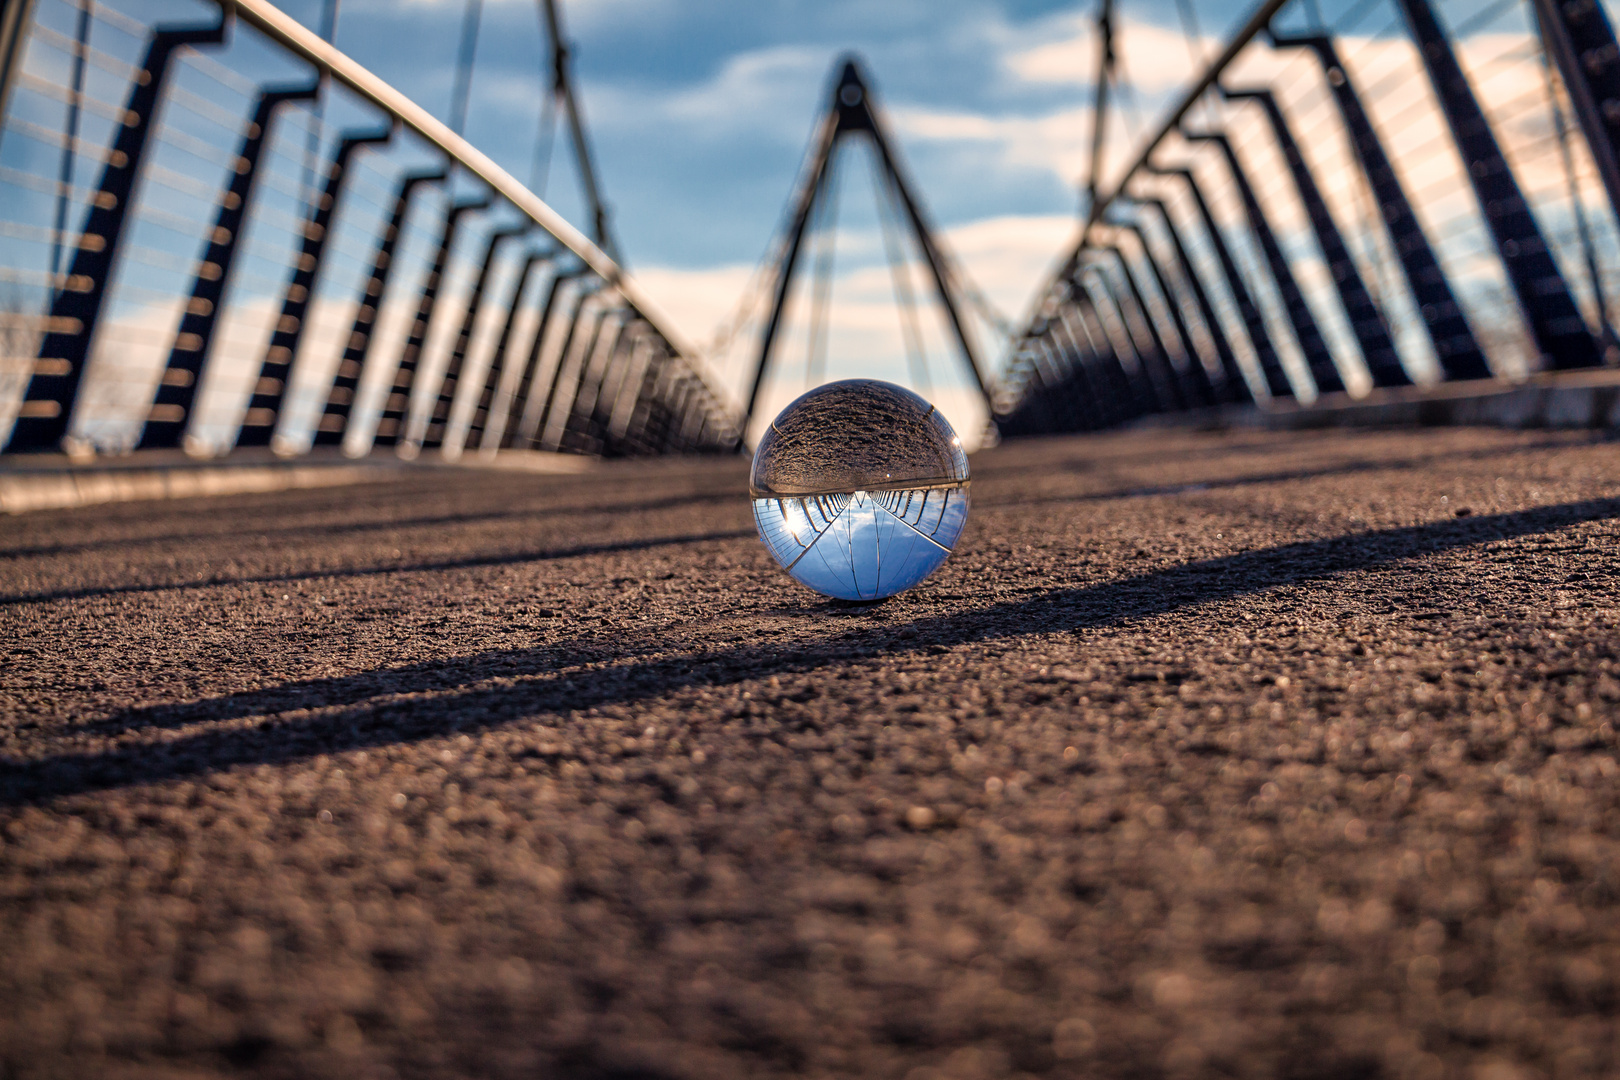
left=1220, top=84, right=1413, bottom=387
left=371, top=189, right=489, bottom=451
left=310, top=167, right=445, bottom=451
left=6, top=12, right=229, bottom=454
left=235, top=123, right=397, bottom=451
left=1143, top=164, right=1294, bottom=399
left=1180, top=125, right=1346, bottom=394
left=136, top=79, right=319, bottom=452
left=420, top=222, right=527, bottom=452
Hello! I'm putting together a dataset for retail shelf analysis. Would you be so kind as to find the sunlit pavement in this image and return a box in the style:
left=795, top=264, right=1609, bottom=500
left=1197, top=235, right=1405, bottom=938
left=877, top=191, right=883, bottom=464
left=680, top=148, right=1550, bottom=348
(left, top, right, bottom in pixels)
left=3, top=426, right=1617, bottom=1078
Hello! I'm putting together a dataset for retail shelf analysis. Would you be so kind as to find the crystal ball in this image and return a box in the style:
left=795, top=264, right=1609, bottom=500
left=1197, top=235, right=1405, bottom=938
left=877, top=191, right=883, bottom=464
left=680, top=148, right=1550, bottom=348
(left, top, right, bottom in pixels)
left=750, top=379, right=970, bottom=600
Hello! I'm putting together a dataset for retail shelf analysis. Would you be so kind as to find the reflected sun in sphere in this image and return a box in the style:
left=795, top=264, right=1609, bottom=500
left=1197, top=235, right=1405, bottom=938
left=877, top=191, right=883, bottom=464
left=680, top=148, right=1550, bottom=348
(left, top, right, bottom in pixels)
left=750, top=380, right=970, bottom=601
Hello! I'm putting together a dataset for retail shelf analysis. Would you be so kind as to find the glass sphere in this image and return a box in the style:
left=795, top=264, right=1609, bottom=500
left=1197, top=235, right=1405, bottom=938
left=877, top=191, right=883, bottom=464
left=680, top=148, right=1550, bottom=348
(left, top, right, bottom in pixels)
left=751, top=379, right=970, bottom=600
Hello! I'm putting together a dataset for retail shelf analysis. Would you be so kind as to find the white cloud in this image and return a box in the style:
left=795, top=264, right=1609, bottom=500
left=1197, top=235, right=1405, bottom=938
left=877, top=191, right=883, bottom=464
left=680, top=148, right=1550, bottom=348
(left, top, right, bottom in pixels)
left=587, top=44, right=831, bottom=139
left=624, top=208, right=1079, bottom=451
left=1006, top=13, right=1219, bottom=95
left=381, top=0, right=674, bottom=33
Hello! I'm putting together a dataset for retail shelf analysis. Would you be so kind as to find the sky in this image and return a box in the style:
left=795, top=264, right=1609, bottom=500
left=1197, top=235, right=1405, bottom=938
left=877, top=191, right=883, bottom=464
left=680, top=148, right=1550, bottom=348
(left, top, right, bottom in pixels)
left=247, top=0, right=1270, bottom=444
left=8, top=0, right=1605, bottom=454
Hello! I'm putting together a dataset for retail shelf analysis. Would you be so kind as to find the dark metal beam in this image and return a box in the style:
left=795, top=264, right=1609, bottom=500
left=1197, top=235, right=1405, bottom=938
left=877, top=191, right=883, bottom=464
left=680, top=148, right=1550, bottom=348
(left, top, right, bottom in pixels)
left=371, top=191, right=490, bottom=449
left=533, top=285, right=602, bottom=450
left=0, top=0, right=39, bottom=141
left=1144, top=165, right=1293, bottom=399
left=7, top=13, right=230, bottom=453
left=743, top=57, right=990, bottom=444
left=1392, top=0, right=1601, bottom=370
left=311, top=169, right=445, bottom=448
left=136, top=81, right=320, bottom=452
left=1092, top=248, right=1189, bottom=410
left=1108, top=228, right=1219, bottom=406
left=1132, top=199, right=1254, bottom=404
left=1181, top=127, right=1345, bottom=394
left=419, top=224, right=528, bottom=450
left=1269, top=32, right=1491, bottom=381
left=463, top=247, right=556, bottom=452
left=1220, top=85, right=1411, bottom=387
left=499, top=264, right=587, bottom=449
left=1531, top=0, right=1620, bottom=232
left=236, top=123, right=394, bottom=450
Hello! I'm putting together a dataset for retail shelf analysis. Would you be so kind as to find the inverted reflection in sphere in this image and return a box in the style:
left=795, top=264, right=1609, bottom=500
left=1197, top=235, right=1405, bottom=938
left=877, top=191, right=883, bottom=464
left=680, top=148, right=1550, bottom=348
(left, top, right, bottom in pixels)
left=751, top=379, right=970, bottom=600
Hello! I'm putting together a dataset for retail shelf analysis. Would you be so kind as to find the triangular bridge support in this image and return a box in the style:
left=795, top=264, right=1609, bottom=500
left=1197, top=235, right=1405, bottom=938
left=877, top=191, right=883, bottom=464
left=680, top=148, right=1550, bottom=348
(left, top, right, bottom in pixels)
left=740, top=57, right=991, bottom=446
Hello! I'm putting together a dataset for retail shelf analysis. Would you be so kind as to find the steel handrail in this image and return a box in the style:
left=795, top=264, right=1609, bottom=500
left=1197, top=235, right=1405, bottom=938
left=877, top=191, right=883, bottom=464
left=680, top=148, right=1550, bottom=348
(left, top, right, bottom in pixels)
left=222, top=0, right=731, bottom=414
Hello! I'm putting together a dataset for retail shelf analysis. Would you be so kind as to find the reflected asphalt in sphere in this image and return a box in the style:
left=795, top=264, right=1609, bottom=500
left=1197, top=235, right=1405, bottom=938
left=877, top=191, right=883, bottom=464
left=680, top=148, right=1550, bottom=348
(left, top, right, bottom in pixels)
left=750, top=379, right=970, bottom=600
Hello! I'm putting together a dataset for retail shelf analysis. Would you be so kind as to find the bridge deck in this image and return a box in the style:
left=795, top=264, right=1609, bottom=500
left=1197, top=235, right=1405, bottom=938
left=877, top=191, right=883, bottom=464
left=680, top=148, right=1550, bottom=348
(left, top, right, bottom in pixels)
left=3, top=428, right=1618, bottom=1078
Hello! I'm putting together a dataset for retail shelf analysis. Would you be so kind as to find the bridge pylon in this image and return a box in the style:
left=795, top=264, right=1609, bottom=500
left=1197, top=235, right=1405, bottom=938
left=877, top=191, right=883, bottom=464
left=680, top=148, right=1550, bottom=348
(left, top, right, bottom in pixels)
left=739, top=56, right=991, bottom=447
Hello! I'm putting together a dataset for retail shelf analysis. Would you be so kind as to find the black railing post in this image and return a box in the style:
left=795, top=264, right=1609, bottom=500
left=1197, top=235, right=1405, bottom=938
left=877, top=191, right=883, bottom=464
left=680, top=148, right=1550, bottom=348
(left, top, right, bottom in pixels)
left=136, top=81, right=320, bottom=452
left=419, top=224, right=528, bottom=452
left=462, top=247, right=556, bottom=452
left=1531, top=0, right=1620, bottom=228
left=1062, top=292, right=1129, bottom=426
left=235, top=124, right=394, bottom=450
left=8, top=14, right=229, bottom=453
left=1181, top=127, right=1345, bottom=394
left=1269, top=32, right=1492, bottom=380
left=1391, top=0, right=1601, bottom=370
left=1220, top=85, right=1411, bottom=388
left=371, top=191, right=490, bottom=449
left=557, top=310, right=628, bottom=453
left=1114, top=222, right=1220, bottom=407
left=1077, top=274, right=1159, bottom=417
left=310, top=168, right=445, bottom=449
left=1145, top=165, right=1293, bottom=399
left=0, top=0, right=38, bottom=130
left=1032, top=327, right=1096, bottom=432
left=535, top=288, right=605, bottom=451
left=499, top=265, right=587, bottom=449
left=1094, top=248, right=1188, bottom=410
left=1136, top=198, right=1254, bottom=403
left=1047, top=313, right=1109, bottom=430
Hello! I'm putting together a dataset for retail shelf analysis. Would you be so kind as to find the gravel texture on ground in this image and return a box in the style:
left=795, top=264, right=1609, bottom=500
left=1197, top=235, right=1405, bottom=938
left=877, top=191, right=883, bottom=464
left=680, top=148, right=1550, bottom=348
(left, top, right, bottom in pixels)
left=2, top=426, right=1619, bottom=1080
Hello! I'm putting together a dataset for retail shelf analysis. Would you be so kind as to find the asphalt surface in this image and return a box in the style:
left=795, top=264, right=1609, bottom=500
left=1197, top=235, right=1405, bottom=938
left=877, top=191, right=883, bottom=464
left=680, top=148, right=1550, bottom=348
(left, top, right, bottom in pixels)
left=2, top=426, right=1619, bottom=1080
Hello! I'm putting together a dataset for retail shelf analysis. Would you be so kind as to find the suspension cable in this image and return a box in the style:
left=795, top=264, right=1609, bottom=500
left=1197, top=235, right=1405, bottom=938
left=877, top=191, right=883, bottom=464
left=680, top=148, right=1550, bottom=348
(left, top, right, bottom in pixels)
left=1538, top=29, right=1616, bottom=351
left=450, top=0, right=483, bottom=136
left=870, top=148, right=932, bottom=395
left=805, top=145, right=841, bottom=389
left=530, top=75, right=558, bottom=197
left=48, top=0, right=91, bottom=287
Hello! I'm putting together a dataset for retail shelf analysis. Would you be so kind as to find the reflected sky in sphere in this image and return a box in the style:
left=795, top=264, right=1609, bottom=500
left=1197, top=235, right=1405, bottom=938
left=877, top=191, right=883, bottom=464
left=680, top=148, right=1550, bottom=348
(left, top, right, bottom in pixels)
left=750, top=380, right=970, bottom=601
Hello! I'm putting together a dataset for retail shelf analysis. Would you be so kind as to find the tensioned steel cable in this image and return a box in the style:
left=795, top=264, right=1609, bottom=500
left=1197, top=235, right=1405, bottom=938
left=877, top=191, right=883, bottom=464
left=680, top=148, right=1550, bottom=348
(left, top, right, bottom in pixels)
left=1539, top=36, right=1615, bottom=346
left=804, top=144, right=840, bottom=390
left=47, top=0, right=92, bottom=288
left=871, top=157, right=931, bottom=396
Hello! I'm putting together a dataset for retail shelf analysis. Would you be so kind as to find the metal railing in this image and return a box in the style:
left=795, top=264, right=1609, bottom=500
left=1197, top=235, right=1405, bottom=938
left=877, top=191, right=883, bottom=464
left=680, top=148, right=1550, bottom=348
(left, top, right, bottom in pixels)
left=996, top=0, right=1620, bottom=434
left=0, top=0, right=738, bottom=460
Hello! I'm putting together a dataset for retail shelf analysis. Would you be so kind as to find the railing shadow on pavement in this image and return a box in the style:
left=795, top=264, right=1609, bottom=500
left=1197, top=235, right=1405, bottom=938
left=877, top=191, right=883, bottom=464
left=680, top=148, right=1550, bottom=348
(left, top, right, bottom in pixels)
left=6, top=493, right=1617, bottom=806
